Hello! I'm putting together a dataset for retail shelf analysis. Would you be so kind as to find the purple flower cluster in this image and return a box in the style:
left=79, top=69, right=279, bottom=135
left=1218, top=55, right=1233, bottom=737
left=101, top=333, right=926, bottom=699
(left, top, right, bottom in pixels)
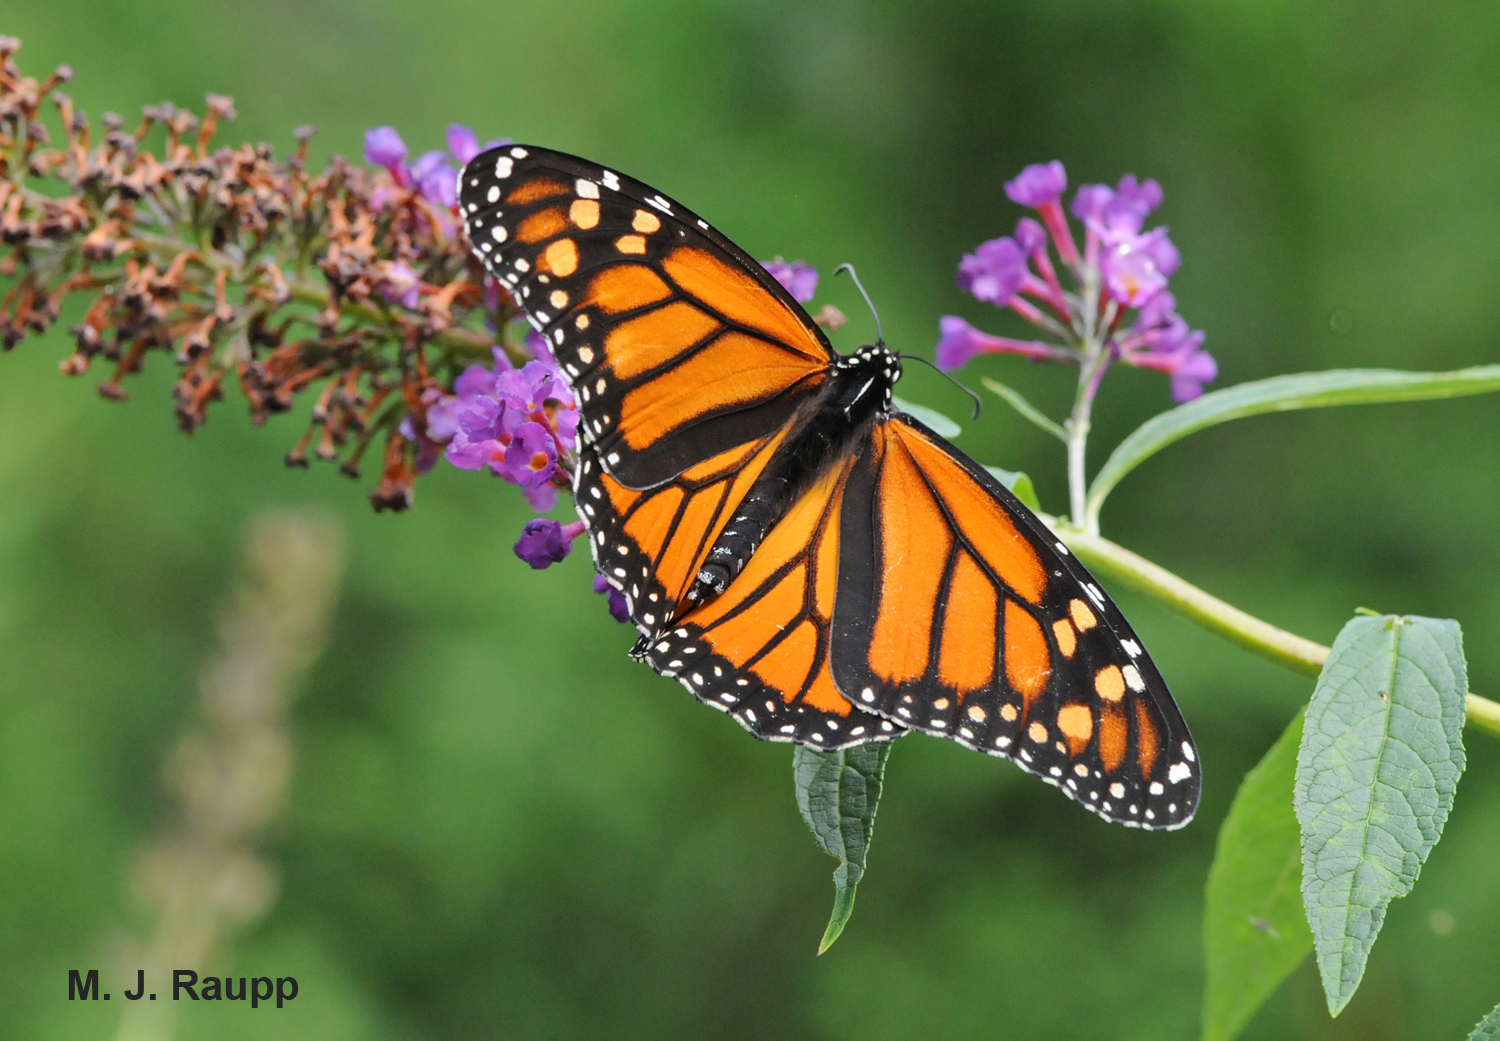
left=427, top=348, right=581, bottom=512
left=364, top=124, right=510, bottom=211
left=939, top=161, right=1216, bottom=402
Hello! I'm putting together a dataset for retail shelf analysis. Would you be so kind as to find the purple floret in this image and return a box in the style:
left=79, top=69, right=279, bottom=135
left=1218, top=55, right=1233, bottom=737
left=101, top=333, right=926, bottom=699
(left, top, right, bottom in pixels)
left=593, top=575, right=631, bottom=623
left=957, top=237, right=1028, bottom=306
left=364, top=126, right=408, bottom=174
left=515, top=518, right=574, bottom=569
left=1004, top=161, right=1067, bottom=207
left=763, top=258, right=819, bottom=303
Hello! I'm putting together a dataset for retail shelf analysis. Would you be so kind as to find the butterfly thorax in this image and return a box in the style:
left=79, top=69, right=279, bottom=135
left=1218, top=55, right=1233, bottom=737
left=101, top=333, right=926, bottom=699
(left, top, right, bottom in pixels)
left=682, top=345, right=901, bottom=611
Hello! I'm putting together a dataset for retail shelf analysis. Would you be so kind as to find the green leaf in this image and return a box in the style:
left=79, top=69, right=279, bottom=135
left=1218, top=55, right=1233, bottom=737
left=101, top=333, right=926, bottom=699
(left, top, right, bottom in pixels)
left=893, top=396, right=961, bottom=438
left=980, top=377, right=1068, bottom=442
left=1086, top=365, right=1500, bottom=527
left=793, top=740, right=894, bottom=954
left=983, top=466, right=1041, bottom=511
left=1468, top=1001, right=1500, bottom=1041
left=1295, top=614, right=1468, bottom=1015
left=1202, top=709, right=1313, bottom=1041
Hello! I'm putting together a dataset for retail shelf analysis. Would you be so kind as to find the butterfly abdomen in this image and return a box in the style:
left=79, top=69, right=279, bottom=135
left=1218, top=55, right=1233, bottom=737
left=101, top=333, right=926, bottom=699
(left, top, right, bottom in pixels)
left=686, top=345, right=900, bottom=608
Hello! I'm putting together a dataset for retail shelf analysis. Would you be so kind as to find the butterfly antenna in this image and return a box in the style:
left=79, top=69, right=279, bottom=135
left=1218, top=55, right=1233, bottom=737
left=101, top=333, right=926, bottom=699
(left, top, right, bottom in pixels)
left=897, top=353, right=983, bottom=420
left=834, top=263, right=884, bottom=345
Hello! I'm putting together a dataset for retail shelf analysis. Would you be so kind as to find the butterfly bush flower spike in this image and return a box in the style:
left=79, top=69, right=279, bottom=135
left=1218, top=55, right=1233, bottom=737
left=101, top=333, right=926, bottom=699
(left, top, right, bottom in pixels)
left=0, top=37, right=538, bottom=513
left=940, top=162, right=1215, bottom=404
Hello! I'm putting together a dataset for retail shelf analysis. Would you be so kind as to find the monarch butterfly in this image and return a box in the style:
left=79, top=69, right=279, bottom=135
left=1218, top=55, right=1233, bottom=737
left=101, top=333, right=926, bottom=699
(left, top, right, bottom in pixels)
left=458, top=145, right=1200, bottom=830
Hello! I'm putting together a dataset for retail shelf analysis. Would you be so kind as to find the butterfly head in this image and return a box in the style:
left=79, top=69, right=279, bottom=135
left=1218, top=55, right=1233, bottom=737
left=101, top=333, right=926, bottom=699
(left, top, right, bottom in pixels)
left=837, top=343, right=903, bottom=415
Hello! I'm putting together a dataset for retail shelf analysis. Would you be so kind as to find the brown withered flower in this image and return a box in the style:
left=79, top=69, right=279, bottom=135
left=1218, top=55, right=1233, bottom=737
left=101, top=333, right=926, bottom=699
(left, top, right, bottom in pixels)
left=0, top=35, right=529, bottom=510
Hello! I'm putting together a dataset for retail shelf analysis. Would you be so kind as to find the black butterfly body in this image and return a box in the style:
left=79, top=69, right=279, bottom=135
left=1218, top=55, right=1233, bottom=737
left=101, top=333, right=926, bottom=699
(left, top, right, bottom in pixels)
left=458, top=145, right=1200, bottom=829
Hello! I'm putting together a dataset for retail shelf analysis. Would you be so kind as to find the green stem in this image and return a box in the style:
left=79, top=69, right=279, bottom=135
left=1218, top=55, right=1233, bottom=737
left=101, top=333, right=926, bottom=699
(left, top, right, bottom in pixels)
left=1467, top=694, right=1500, bottom=740
left=1065, top=266, right=1105, bottom=532
left=1043, top=516, right=1500, bottom=740
left=1065, top=403, right=1091, bottom=530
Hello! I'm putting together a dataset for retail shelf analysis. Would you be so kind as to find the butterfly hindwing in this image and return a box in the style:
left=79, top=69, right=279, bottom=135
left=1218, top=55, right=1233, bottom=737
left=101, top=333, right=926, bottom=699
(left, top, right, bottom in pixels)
left=639, top=456, right=906, bottom=747
left=458, top=146, right=834, bottom=492
left=830, top=416, right=1200, bottom=829
left=573, top=425, right=792, bottom=633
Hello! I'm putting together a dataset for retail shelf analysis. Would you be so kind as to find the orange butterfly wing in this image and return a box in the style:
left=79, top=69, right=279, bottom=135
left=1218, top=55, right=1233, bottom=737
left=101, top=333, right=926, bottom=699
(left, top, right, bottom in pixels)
left=636, top=456, right=904, bottom=747
left=830, top=418, right=1200, bottom=828
left=575, top=427, right=790, bottom=630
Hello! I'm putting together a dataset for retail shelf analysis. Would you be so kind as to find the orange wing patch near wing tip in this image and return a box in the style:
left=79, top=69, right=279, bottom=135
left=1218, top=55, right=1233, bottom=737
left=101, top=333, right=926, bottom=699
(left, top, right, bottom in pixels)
left=1094, top=664, right=1126, bottom=702
left=516, top=206, right=569, bottom=244
left=1052, top=618, right=1077, bottom=658
left=569, top=198, right=600, bottom=229
left=506, top=177, right=572, bottom=206
left=542, top=238, right=579, bottom=277
left=1070, top=598, right=1098, bottom=631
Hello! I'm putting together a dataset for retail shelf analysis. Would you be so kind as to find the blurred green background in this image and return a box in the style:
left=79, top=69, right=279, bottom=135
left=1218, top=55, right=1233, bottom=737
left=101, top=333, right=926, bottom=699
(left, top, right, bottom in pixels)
left=4, top=0, right=1500, bottom=1038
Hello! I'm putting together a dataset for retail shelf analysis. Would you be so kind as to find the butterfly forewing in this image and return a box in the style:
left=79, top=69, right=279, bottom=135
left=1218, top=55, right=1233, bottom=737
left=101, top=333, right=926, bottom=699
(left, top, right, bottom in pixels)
left=830, top=417, right=1200, bottom=829
left=458, top=146, right=833, bottom=491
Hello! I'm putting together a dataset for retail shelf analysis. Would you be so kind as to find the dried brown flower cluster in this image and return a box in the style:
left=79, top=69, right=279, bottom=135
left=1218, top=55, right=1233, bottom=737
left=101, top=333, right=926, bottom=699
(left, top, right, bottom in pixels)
left=0, top=36, right=521, bottom=510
